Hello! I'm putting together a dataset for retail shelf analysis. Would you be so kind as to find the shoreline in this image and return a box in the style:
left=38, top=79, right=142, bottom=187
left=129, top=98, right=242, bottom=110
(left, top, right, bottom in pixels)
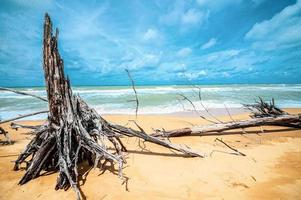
left=2, top=83, right=301, bottom=88
left=6, top=107, right=300, bottom=121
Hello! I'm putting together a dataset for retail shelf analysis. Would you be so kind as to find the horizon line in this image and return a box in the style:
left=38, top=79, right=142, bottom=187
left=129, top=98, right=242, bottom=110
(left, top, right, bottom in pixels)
left=1, top=82, right=301, bottom=88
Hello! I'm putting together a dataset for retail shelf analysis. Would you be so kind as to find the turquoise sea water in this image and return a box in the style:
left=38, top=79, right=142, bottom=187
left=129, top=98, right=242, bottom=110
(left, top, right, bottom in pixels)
left=0, top=84, right=301, bottom=120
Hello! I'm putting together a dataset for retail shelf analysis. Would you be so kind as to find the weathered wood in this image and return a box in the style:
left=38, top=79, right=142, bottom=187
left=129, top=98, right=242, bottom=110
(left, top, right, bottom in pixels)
left=125, top=69, right=139, bottom=117
left=0, top=126, right=12, bottom=144
left=0, top=110, right=48, bottom=124
left=152, top=114, right=301, bottom=137
left=152, top=99, right=301, bottom=138
left=10, top=122, right=41, bottom=130
left=215, top=138, right=246, bottom=156
left=245, top=97, right=288, bottom=118
left=0, top=87, right=47, bottom=102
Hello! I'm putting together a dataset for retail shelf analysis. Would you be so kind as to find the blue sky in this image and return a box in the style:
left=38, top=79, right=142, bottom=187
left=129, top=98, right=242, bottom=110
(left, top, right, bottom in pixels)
left=0, top=0, right=301, bottom=86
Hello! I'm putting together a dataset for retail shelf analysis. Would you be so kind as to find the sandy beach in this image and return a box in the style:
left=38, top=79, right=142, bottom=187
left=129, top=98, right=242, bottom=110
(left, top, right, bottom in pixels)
left=0, top=109, right=300, bottom=200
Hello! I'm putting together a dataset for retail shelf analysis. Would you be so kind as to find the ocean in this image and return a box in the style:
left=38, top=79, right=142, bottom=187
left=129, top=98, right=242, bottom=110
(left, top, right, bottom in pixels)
left=0, top=84, right=301, bottom=120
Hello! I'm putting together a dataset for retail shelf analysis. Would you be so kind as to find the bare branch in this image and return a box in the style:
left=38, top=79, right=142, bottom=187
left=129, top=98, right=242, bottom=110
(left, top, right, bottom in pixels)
left=224, top=103, right=236, bottom=122
left=197, top=88, right=223, bottom=123
left=215, top=138, right=246, bottom=156
left=0, top=110, right=48, bottom=124
left=0, top=87, right=47, bottom=102
left=178, top=93, right=217, bottom=124
left=125, top=69, right=139, bottom=118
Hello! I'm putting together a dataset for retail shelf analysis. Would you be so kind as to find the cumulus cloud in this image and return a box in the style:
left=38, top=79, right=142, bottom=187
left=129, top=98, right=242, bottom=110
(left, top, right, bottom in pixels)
left=120, top=52, right=162, bottom=70
left=176, top=47, right=192, bottom=57
left=201, top=38, right=217, bottom=49
left=177, top=70, right=207, bottom=80
left=143, top=28, right=159, bottom=41
left=204, top=49, right=241, bottom=63
left=159, top=2, right=209, bottom=28
left=159, top=62, right=186, bottom=73
left=245, top=0, right=301, bottom=50
left=181, top=9, right=209, bottom=25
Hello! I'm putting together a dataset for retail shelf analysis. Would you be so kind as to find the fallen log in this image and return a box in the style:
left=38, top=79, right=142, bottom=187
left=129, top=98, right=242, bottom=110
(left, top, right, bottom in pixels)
left=152, top=114, right=301, bottom=137
left=152, top=98, right=301, bottom=138
left=10, top=122, right=42, bottom=130
left=14, top=13, right=203, bottom=200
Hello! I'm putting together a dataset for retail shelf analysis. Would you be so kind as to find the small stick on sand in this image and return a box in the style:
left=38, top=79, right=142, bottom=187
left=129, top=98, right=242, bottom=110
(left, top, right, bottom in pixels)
left=215, top=138, right=246, bottom=156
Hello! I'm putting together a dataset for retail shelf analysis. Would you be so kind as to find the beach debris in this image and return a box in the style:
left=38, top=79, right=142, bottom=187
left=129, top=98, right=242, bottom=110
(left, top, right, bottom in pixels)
left=244, top=97, right=288, bottom=118
left=152, top=99, right=301, bottom=137
left=214, top=138, right=246, bottom=156
left=0, top=126, right=12, bottom=144
left=0, top=87, right=48, bottom=102
left=10, top=122, right=42, bottom=130
left=178, top=93, right=218, bottom=124
left=12, top=14, right=204, bottom=200
left=125, top=69, right=139, bottom=118
left=0, top=110, right=48, bottom=125
left=179, top=84, right=224, bottom=123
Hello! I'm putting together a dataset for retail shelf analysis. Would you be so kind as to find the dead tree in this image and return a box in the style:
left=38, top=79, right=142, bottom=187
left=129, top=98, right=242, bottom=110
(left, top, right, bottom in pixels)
left=244, top=97, right=288, bottom=118
left=152, top=99, right=301, bottom=137
left=13, top=14, right=203, bottom=200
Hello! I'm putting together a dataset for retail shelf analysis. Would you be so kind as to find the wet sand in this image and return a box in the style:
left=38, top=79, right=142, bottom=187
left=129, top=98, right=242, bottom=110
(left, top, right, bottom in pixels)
left=0, top=108, right=300, bottom=199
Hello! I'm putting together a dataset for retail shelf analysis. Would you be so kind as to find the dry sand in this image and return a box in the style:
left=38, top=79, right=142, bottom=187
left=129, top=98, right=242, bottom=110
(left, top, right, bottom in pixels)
left=0, top=108, right=301, bottom=200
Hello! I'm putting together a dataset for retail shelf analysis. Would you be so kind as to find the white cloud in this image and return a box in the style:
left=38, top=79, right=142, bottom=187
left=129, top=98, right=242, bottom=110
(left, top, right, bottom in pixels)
left=177, top=70, right=207, bottom=80
left=245, top=0, right=301, bottom=50
left=143, top=28, right=159, bottom=41
left=205, top=49, right=241, bottom=63
left=160, top=3, right=209, bottom=28
left=201, top=38, right=217, bottom=49
left=196, top=0, right=242, bottom=11
left=176, top=47, right=192, bottom=57
left=181, top=9, right=208, bottom=25
left=159, top=62, right=186, bottom=73
left=121, top=52, right=162, bottom=70
left=222, top=72, right=230, bottom=77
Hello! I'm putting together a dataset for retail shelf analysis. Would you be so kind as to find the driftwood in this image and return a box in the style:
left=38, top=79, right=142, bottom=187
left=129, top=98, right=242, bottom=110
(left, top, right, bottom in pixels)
left=125, top=69, right=139, bottom=117
left=0, top=87, right=47, bottom=102
left=13, top=14, right=203, bottom=200
left=152, top=100, right=301, bottom=137
left=11, top=122, right=42, bottom=130
left=0, top=126, right=12, bottom=144
left=214, top=138, right=246, bottom=156
left=0, top=110, right=48, bottom=125
left=244, top=97, right=288, bottom=118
